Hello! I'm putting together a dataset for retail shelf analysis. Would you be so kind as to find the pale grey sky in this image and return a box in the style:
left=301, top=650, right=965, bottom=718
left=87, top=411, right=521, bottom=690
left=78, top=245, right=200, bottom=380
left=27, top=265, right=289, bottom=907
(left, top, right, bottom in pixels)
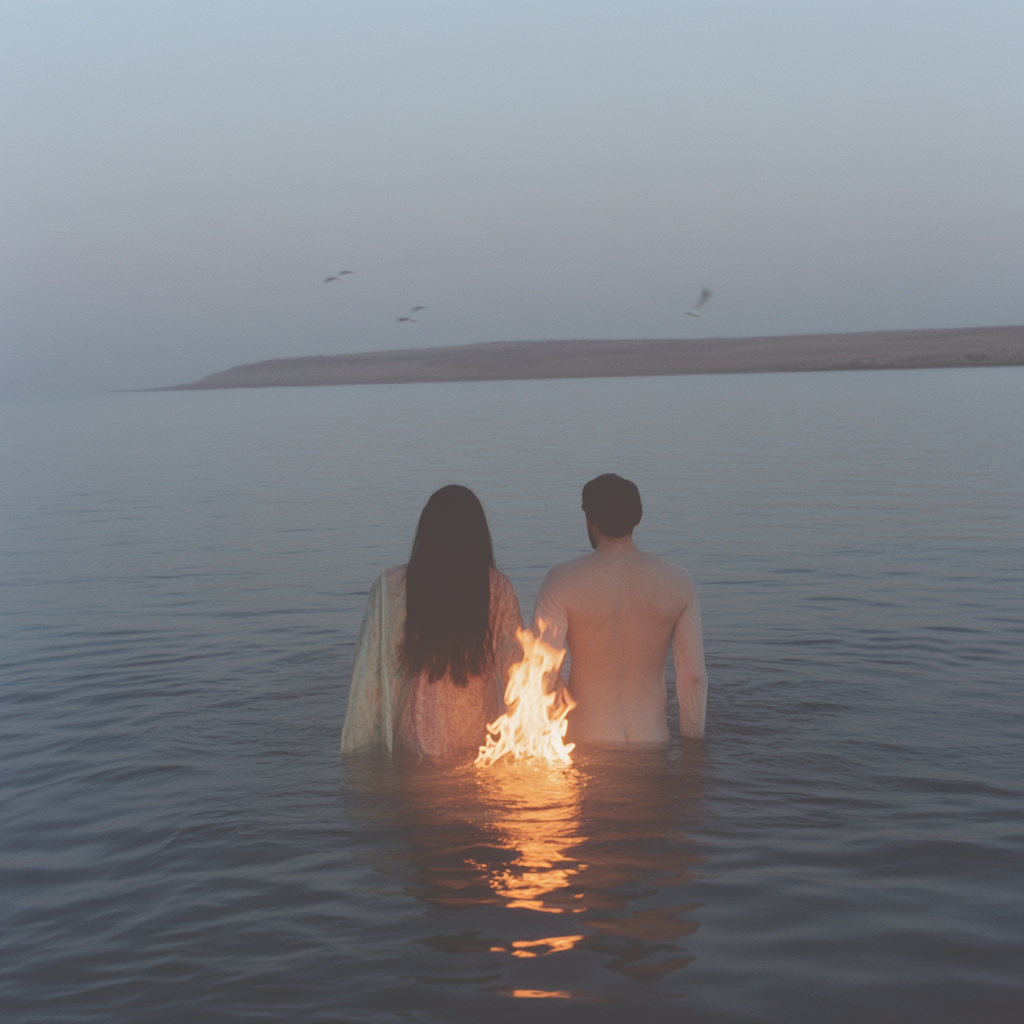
left=2, top=0, right=1022, bottom=393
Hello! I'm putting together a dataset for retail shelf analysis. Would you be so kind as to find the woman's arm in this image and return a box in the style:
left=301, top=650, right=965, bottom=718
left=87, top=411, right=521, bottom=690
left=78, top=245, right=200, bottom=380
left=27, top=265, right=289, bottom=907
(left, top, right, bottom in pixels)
left=340, top=574, right=385, bottom=753
left=490, top=572, right=524, bottom=709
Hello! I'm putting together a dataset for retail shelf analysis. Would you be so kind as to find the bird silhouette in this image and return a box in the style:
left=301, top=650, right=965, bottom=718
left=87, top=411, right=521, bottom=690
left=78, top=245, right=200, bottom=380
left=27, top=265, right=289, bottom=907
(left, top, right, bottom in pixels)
left=685, top=288, right=712, bottom=317
left=397, top=306, right=427, bottom=322
left=324, top=270, right=355, bottom=282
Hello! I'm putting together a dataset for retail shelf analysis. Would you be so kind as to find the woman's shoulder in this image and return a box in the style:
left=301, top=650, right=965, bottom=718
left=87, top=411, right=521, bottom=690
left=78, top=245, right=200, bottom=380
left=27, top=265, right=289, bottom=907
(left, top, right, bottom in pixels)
left=488, top=566, right=515, bottom=593
left=380, top=565, right=408, bottom=601
left=488, top=568, right=522, bottom=619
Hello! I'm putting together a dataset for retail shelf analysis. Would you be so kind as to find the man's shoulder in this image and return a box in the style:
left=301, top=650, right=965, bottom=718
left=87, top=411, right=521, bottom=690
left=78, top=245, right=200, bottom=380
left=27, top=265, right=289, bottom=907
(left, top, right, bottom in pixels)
left=541, top=553, right=598, bottom=586
left=540, top=550, right=696, bottom=599
left=637, top=551, right=697, bottom=597
left=637, top=550, right=694, bottom=580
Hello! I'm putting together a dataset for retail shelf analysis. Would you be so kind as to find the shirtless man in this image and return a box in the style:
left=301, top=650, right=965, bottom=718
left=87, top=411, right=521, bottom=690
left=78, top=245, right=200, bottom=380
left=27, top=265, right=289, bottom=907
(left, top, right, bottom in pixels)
left=533, top=474, right=707, bottom=743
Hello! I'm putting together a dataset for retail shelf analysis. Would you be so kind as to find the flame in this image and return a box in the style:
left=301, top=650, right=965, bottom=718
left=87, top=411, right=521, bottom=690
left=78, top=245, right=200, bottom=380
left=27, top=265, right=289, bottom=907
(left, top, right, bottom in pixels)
left=476, top=624, right=576, bottom=765
left=471, top=629, right=585, bottom=916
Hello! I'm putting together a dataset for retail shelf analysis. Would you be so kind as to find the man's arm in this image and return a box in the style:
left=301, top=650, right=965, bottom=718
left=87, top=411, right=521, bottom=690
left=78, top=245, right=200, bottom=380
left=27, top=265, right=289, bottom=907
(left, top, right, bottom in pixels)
left=532, top=569, right=571, bottom=692
left=672, top=597, right=707, bottom=739
left=531, top=569, right=569, bottom=651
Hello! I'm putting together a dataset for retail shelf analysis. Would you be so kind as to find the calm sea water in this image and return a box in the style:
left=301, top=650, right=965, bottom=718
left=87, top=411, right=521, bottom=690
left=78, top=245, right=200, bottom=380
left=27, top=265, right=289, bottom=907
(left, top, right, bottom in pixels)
left=2, top=369, right=1022, bottom=1023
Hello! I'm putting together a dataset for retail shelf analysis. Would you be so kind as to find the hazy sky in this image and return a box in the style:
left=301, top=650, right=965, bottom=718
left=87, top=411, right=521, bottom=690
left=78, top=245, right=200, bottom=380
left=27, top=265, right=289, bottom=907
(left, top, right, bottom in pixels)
left=2, top=1, right=1022, bottom=393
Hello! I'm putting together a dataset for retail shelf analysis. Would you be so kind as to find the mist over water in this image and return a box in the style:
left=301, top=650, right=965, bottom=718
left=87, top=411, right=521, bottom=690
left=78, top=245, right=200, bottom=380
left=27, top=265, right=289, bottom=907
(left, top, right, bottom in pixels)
left=3, top=3, right=1023, bottom=395
left=2, top=369, right=1022, bottom=1022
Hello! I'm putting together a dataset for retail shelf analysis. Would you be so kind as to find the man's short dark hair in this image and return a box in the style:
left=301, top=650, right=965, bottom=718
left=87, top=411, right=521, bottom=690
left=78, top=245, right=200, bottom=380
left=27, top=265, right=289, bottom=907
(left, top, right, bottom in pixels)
left=581, top=474, right=643, bottom=538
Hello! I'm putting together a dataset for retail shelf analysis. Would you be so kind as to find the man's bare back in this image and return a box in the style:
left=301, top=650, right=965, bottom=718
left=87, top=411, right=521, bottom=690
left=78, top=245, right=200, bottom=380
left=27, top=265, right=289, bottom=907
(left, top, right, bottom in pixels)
left=533, top=476, right=707, bottom=744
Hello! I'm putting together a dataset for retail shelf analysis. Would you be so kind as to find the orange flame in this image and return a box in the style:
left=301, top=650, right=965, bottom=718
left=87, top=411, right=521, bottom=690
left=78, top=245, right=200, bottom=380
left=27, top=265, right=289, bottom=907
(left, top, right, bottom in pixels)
left=476, top=623, right=576, bottom=765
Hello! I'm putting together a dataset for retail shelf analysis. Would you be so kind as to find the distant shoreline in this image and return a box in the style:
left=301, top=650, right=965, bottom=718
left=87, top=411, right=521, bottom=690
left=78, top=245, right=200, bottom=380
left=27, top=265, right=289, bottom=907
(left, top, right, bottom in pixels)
left=159, top=326, right=1024, bottom=390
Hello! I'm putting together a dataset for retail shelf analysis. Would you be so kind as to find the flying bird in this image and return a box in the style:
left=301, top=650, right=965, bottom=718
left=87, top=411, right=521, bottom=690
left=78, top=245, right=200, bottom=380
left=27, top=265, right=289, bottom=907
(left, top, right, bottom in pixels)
left=685, top=288, right=712, bottom=317
left=397, top=306, right=427, bottom=322
left=324, top=270, right=355, bottom=282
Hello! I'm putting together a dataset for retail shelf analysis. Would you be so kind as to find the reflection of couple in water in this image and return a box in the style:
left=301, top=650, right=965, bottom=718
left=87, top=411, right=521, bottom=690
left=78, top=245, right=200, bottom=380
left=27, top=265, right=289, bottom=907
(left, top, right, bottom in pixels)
left=341, top=474, right=707, bottom=758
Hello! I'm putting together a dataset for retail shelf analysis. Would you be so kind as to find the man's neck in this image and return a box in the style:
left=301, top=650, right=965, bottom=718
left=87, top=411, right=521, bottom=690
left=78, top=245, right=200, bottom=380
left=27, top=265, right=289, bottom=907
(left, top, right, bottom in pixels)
left=594, top=533, right=638, bottom=554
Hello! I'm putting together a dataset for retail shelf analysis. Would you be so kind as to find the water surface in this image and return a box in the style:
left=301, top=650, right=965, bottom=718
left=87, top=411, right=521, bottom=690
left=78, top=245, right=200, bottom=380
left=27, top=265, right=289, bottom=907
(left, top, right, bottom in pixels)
left=2, top=369, right=1021, bottom=1022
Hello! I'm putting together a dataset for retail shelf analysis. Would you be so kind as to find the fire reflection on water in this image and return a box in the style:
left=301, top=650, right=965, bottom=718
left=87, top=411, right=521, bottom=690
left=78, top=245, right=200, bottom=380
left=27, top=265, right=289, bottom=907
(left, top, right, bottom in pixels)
left=346, top=743, right=707, bottom=990
left=469, top=760, right=587, bottom=919
left=504, top=988, right=574, bottom=998
left=507, top=936, right=584, bottom=956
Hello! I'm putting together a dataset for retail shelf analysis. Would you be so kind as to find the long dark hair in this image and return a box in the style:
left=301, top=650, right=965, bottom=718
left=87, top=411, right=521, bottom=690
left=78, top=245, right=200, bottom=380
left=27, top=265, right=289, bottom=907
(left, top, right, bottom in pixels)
left=401, top=485, right=496, bottom=686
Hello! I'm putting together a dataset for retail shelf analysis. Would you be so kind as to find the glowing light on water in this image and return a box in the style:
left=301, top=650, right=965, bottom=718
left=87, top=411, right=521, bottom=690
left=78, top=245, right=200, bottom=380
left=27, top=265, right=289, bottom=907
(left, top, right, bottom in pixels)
left=476, top=624, right=576, bottom=765
left=491, top=851, right=581, bottom=913
left=507, top=989, right=573, bottom=998
left=470, top=633, right=586, bottom=921
left=468, top=759, right=588, bottom=914
left=509, top=935, right=585, bottom=957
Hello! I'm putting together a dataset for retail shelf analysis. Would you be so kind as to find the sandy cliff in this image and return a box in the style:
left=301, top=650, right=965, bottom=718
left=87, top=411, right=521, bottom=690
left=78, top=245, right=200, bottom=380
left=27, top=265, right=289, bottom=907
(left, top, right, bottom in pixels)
left=163, top=326, right=1024, bottom=390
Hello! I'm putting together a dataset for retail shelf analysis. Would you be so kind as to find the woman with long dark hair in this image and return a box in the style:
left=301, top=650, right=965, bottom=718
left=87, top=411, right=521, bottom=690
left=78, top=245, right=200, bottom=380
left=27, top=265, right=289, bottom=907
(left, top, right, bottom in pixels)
left=341, top=486, right=523, bottom=758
